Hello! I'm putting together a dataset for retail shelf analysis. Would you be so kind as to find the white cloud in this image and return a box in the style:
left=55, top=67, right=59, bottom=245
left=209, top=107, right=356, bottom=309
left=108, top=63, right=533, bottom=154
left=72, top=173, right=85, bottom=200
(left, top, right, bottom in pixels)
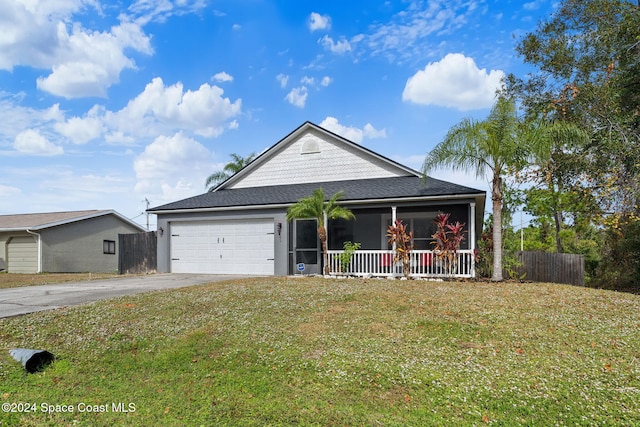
left=212, top=71, right=234, bottom=82
left=301, top=76, right=315, bottom=85
left=65, top=77, right=243, bottom=142
left=0, top=184, right=21, bottom=197
left=0, top=0, right=78, bottom=71
left=54, top=105, right=103, bottom=144
left=364, top=2, right=480, bottom=62
left=402, top=53, right=504, bottom=111
left=320, top=117, right=386, bottom=144
left=128, top=0, right=208, bottom=24
left=308, top=12, right=331, bottom=32
left=319, top=35, right=352, bottom=54
left=320, top=76, right=332, bottom=87
left=276, top=73, right=289, bottom=88
left=364, top=123, right=387, bottom=139
left=36, top=20, right=153, bottom=98
left=105, top=131, right=136, bottom=145
left=285, top=86, right=308, bottom=108
left=0, top=1, right=152, bottom=98
left=0, top=97, right=63, bottom=141
left=6, top=77, right=241, bottom=148
left=13, top=129, right=63, bottom=156
left=133, top=132, right=215, bottom=201
left=0, top=1, right=153, bottom=98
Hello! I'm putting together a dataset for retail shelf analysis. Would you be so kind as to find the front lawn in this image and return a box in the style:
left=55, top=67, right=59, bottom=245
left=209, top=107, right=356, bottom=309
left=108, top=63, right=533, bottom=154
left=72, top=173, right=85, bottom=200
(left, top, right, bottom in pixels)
left=0, top=277, right=638, bottom=426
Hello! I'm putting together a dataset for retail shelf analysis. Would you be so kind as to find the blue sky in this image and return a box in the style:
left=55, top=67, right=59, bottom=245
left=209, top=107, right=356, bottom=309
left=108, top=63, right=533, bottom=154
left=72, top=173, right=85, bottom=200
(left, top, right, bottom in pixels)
left=0, top=0, right=554, bottom=229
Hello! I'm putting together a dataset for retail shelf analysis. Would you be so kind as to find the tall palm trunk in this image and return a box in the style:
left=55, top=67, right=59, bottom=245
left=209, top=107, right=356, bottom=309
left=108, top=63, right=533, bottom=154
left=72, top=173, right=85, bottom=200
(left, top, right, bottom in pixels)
left=318, top=224, right=329, bottom=275
left=492, top=175, right=504, bottom=281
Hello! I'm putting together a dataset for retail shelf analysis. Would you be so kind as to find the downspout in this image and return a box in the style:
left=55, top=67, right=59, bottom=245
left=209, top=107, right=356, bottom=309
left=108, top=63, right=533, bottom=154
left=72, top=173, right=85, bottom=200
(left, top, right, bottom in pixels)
left=26, top=229, right=42, bottom=273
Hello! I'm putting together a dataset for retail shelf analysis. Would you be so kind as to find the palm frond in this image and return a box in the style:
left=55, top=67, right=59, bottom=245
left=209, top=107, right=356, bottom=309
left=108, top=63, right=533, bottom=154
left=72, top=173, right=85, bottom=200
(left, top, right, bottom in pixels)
left=422, top=118, right=492, bottom=180
left=205, top=172, right=230, bottom=191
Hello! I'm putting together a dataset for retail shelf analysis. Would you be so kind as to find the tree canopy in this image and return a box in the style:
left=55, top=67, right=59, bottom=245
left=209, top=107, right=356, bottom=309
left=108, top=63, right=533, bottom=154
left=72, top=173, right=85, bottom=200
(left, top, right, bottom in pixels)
left=505, top=0, right=640, bottom=288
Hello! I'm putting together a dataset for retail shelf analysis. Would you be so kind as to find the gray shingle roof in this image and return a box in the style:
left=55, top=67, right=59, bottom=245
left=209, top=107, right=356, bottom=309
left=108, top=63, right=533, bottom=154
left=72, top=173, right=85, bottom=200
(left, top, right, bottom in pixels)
left=0, top=210, right=147, bottom=232
left=149, top=176, right=484, bottom=212
left=0, top=210, right=105, bottom=230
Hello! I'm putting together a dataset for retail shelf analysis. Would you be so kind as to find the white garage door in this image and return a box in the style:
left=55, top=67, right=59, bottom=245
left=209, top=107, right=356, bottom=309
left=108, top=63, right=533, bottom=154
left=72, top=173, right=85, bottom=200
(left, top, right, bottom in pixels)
left=170, top=219, right=274, bottom=275
left=8, top=236, right=38, bottom=273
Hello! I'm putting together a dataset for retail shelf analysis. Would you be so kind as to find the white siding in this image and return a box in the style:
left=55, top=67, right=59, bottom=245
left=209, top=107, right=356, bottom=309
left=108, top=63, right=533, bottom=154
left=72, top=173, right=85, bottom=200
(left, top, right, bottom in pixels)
left=228, top=130, right=410, bottom=189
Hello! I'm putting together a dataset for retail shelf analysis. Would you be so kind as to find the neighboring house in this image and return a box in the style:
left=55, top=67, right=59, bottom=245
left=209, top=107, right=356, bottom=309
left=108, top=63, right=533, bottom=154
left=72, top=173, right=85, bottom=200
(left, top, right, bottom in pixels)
left=148, top=121, right=486, bottom=278
left=0, top=210, right=147, bottom=273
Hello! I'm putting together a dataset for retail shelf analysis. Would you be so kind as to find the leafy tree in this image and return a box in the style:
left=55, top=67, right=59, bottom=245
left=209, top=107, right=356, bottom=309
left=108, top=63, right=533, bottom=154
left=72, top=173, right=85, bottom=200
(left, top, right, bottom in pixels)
left=205, top=153, right=257, bottom=192
left=423, top=96, right=526, bottom=281
left=509, top=0, right=640, bottom=217
left=286, top=188, right=355, bottom=275
left=521, top=119, right=591, bottom=253
left=509, top=0, right=640, bottom=289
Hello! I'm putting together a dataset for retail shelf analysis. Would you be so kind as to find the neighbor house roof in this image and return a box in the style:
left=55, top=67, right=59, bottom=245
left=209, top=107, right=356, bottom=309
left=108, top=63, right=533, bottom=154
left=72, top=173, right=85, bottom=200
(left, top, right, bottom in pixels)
left=0, top=210, right=146, bottom=232
left=148, top=176, right=485, bottom=213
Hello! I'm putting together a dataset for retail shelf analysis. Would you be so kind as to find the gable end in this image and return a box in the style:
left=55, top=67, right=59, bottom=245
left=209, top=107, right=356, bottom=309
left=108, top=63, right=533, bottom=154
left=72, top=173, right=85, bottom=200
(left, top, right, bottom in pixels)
left=226, top=123, right=418, bottom=189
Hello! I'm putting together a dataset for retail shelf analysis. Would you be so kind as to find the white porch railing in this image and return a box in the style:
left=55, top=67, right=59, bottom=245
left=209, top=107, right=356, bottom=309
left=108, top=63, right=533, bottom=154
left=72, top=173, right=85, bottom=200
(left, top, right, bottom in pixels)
left=326, top=250, right=475, bottom=279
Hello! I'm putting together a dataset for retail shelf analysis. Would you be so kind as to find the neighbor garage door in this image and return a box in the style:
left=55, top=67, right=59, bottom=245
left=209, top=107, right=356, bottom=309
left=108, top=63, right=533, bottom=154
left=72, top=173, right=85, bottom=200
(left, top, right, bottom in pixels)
left=170, top=219, right=274, bottom=275
left=7, top=236, right=38, bottom=273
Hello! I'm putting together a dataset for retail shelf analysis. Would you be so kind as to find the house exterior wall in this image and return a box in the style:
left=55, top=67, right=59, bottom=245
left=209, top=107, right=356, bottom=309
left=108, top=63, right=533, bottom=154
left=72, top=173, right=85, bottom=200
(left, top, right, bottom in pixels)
left=40, top=215, right=143, bottom=273
left=156, top=209, right=289, bottom=275
left=228, top=129, right=409, bottom=189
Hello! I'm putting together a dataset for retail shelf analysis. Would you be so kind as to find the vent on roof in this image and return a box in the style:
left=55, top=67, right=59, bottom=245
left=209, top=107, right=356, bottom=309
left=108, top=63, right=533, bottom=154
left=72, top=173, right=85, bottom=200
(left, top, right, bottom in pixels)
left=301, top=139, right=320, bottom=154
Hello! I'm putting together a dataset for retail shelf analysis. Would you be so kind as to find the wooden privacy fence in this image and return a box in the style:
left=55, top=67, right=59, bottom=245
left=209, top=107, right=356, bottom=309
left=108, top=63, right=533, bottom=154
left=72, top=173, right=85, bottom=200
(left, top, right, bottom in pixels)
left=513, top=251, right=584, bottom=286
left=118, top=231, right=157, bottom=274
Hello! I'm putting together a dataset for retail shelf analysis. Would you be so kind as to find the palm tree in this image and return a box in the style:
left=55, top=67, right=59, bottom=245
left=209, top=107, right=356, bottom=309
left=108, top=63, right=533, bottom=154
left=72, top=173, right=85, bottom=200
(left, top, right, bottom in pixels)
left=205, top=152, right=256, bottom=192
left=286, top=188, right=355, bottom=275
left=423, top=96, right=525, bottom=281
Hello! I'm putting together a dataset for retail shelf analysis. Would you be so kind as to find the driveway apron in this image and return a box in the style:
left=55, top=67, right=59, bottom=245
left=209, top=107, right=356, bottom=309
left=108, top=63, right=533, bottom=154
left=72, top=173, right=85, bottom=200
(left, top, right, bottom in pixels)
left=0, top=274, right=247, bottom=318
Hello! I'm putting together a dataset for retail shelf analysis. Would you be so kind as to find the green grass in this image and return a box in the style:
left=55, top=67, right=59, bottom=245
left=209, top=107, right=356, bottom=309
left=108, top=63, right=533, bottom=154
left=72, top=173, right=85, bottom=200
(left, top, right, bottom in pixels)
left=0, top=277, right=639, bottom=426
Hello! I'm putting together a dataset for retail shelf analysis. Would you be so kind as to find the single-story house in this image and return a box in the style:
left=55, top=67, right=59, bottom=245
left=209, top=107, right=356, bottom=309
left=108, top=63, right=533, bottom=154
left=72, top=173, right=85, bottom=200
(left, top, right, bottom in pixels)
left=0, top=210, right=147, bottom=273
left=148, top=121, right=486, bottom=278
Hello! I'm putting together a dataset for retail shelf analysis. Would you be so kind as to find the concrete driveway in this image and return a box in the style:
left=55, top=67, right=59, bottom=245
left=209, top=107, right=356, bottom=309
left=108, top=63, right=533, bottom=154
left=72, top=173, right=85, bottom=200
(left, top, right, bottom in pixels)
left=0, top=274, right=247, bottom=319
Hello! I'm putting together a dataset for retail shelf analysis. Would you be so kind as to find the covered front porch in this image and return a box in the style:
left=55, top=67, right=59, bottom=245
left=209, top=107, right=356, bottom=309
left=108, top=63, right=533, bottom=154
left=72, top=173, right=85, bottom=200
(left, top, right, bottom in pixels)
left=288, top=200, right=479, bottom=279
left=326, top=249, right=475, bottom=278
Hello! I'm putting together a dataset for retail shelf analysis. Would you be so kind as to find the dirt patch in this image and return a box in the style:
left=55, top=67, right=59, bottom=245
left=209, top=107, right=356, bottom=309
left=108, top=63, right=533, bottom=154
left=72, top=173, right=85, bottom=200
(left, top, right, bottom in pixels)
left=0, top=272, right=125, bottom=289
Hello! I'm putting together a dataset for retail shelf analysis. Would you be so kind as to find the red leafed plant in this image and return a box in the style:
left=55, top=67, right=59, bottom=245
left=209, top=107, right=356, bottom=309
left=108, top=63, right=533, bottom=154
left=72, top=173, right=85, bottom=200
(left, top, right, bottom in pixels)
left=386, top=219, right=413, bottom=279
left=432, top=213, right=466, bottom=275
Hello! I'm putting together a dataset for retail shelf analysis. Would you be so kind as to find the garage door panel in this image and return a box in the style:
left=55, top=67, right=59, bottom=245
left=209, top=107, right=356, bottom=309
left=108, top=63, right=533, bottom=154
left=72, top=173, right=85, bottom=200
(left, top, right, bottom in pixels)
left=7, top=236, right=38, bottom=273
left=170, top=219, right=274, bottom=275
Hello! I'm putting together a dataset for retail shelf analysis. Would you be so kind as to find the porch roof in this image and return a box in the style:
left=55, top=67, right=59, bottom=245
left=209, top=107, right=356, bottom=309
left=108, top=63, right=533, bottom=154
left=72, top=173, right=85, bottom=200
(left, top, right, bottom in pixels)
left=148, top=176, right=485, bottom=213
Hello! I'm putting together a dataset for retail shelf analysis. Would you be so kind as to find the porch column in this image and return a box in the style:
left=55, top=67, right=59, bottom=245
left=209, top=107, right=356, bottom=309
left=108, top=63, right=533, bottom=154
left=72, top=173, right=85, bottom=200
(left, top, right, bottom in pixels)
left=470, top=202, right=476, bottom=277
left=391, top=206, right=397, bottom=278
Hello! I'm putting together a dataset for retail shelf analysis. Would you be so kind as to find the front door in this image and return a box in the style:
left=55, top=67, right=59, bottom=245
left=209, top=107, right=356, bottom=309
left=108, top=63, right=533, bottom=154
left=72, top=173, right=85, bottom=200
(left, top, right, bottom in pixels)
left=292, top=219, right=321, bottom=274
